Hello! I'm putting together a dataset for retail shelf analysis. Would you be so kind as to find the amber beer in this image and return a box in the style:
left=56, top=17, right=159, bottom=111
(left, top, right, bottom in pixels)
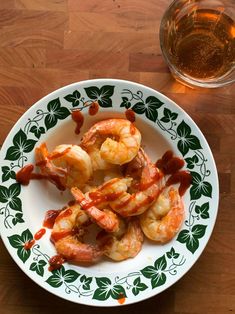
left=159, top=0, right=235, bottom=88
left=167, top=9, right=235, bottom=79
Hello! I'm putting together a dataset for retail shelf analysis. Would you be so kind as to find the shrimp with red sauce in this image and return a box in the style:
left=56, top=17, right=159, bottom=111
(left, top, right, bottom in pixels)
left=51, top=204, right=102, bottom=263
left=79, top=149, right=164, bottom=217
left=71, top=179, right=129, bottom=233
left=30, top=115, right=193, bottom=266
left=35, top=143, right=92, bottom=190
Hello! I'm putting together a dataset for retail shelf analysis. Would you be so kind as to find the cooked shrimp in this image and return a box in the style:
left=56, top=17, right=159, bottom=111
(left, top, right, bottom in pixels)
left=51, top=204, right=102, bottom=263
left=106, top=178, right=162, bottom=217
left=97, top=218, right=144, bottom=261
left=124, top=147, right=154, bottom=193
left=35, top=143, right=92, bottom=190
left=139, top=187, right=185, bottom=243
left=80, top=119, right=141, bottom=169
left=81, top=165, right=123, bottom=193
left=124, top=147, right=147, bottom=185
left=71, top=184, right=124, bottom=233
left=88, top=150, right=164, bottom=216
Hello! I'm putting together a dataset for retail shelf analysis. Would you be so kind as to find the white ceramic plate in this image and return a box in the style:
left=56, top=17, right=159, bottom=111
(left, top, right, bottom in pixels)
left=0, top=79, right=219, bottom=306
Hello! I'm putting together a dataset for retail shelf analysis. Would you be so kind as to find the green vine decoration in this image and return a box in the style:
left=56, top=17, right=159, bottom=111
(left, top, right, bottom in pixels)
left=29, top=244, right=50, bottom=276
left=0, top=183, right=23, bottom=228
left=92, top=247, right=185, bottom=301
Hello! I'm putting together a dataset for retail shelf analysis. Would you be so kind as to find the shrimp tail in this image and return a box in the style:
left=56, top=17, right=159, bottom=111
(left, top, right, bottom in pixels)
left=35, top=143, right=67, bottom=190
left=55, top=236, right=103, bottom=263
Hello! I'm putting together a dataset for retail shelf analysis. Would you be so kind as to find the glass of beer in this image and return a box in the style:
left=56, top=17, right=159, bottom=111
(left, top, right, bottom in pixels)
left=160, top=0, right=235, bottom=88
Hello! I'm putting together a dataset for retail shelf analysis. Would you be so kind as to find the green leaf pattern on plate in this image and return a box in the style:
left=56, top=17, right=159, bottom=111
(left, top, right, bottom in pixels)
left=8, top=229, right=33, bottom=263
left=84, top=85, right=114, bottom=108
left=46, top=266, right=80, bottom=287
left=1, top=84, right=214, bottom=302
left=141, top=255, right=167, bottom=288
left=122, top=89, right=164, bottom=122
left=132, top=277, right=148, bottom=296
left=5, top=129, right=37, bottom=162
left=29, top=125, right=45, bottom=139
left=93, top=277, right=127, bottom=301
left=177, top=121, right=202, bottom=156
left=1, top=166, right=16, bottom=182
left=64, top=90, right=81, bottom=107
left=30, top=260, right=47, bottom=277
left=0, top=183, right=23, bottom=228
left=177, top=224, right=207, bottom=254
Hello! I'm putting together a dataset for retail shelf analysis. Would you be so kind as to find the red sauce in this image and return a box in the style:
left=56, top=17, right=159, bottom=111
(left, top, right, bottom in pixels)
left=156, top=150, right=185, bottom=175
left=24, top=229, right=47, bottom=250
left=139, top=169, right=163, bottom=191
left=105, top=192, right=123, bottom=202
left=15, top=164, right=65, bottom=190
left=89, top=189, right=123, bottom=202
left=34, top=228, right=46, bottom=240
left=166, top=171, right=192, bottom=196
left=78, top=194, right=100, bottom=210
left=48, top=147, right=71, bottom=160
left=125, top=109, right=135, bottom=123
left=30, top=173, right=48, bottom=180
left=50, top=228, right=78, bottom=243
left=24, top=239, right=35, bottom=250
left=81, top=190, right=124, bottom=211
left=76, top=179, right=121, bottom=210
left=128, top=193, right=159, bottom=216
left=16, top=164, right=34, bottom=185
left=130, top=123, right=136, bottom=136
left=48, top=254, right=66, bottom=271
left=89, top=101, right=99, bottom=115
left=55, top=207, right=72, bottom=221
left=161, top=150, right=174, bottom=163
left=79, top=197, right=100, bottom=210
left=113, top=195, right=132, bottom=210
left=156, top=151, right=192, bottom=195
left=100, top=178, right=119, bottom=190
left=71, top=109, right=84, bottom=134
left=117, top=293, right=126, bottom=304
left=43, top=209, right=63, bottom=229
left=114, top=188, right=160, bottom=215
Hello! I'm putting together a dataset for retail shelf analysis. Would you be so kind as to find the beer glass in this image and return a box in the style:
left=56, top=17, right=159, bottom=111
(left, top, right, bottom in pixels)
left=160, top=0, right=235, bottom=88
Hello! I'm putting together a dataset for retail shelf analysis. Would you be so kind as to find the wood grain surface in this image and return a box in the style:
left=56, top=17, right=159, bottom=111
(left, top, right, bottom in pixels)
left=0, top=0, right=234, bottom=313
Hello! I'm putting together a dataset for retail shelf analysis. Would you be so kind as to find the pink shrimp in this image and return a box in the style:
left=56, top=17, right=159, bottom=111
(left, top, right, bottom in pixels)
left=35, top=143, right=92, bottom=190
left=80, top=118, right=141, bottom=170
left=51, top=204, right=102, bottom=263
left=71, top=182, right=125, bottom=233
left=97, top=218, right=144, bottom=261
left=71, top=149, right=164, bottom=217
left=89, top=149, right=164, bottom=216
left=139, top=187, right=185, bottom=243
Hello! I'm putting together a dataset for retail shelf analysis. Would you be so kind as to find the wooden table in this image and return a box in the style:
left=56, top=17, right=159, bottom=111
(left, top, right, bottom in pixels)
left=0, top=1, right=234, bottom=313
